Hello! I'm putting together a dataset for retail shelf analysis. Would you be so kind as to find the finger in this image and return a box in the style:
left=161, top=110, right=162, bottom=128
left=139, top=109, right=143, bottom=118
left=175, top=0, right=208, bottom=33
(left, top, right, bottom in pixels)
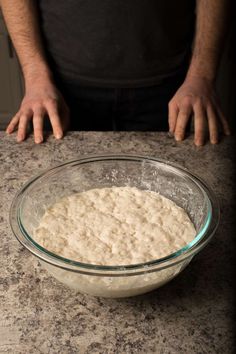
left=193, top=103, right=207, bottom=146
left=17, top=113, right=31, bottom=142
left=168, top=101, right=178, bottom=133
left=33, top=108, right=45, bottom=144
left=216, top=108, right=231, bottom=136
left=206, top=105, right=219, bottom=144
left=46, top=101, right=63, bottom=139
left=6, top=114, right=20, bottom=134
left=174, top=105, right=192, bottom=141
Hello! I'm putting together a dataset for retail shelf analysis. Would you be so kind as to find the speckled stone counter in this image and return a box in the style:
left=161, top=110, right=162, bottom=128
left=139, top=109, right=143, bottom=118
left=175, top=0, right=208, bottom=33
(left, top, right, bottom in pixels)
left=0, top=131, right=235, bottom=354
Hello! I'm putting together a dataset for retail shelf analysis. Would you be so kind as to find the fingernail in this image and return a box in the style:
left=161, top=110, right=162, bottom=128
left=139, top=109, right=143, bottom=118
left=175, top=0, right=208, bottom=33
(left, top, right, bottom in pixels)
left=55, top=133, right=63, bottom=139
left=35, top=138, right=43, bottom=144
left=168, top=131, right=174, bottom=138
left=211, top=140, right=218, bottom=145
left=195, top=141, right=203, bottom=147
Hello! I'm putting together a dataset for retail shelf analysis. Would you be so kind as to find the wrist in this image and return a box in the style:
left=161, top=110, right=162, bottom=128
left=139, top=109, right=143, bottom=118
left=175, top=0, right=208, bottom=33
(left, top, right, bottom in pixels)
left=186, top=52, right=218, bottom=83
left=186, top=69, right=216, bottom=84
left=184, top=73, right=215, bottom=86
left=23, top=61, right=54, bottom=88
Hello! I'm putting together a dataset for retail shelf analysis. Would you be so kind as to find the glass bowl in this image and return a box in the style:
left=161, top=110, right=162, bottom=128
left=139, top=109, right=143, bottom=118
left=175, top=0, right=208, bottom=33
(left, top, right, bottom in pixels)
left=10, top=155, right=219, bottom=298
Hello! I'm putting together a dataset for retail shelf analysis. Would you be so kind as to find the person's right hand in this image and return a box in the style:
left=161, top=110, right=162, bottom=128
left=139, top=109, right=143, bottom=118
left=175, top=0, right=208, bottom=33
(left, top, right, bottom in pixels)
left=6, top=79, right=70, bottom=144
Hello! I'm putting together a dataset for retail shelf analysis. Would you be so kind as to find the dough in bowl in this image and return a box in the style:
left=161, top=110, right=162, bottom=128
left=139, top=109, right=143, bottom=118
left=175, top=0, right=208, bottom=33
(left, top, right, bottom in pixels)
left=33, top=186, right=196, bottom=265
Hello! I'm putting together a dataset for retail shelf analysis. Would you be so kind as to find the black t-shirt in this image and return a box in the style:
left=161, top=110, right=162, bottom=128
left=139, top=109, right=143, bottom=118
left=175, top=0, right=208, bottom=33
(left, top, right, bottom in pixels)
left=38, top=0, right=196, bottom=87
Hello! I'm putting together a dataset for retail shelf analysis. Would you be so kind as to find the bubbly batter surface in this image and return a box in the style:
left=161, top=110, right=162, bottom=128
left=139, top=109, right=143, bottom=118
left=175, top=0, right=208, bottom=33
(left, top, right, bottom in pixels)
left=34, top=187, right=196, bottom=265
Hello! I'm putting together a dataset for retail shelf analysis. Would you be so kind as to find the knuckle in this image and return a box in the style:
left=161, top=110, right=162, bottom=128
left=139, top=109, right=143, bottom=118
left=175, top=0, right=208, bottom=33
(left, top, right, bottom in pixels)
left=18, top=125, right=25, bottom=132
left=210, top=127, right=218, bottom=137
left=195, top=97, right=204, bottom=107
left=179, top=103, right=192, bottom=114
left=21, top=99, right=33, bottom=108
left=32, top=102, right=43, bottom=110
left=45, top=97, right=58, bottom=106
left=175, top=121, right=186, bottom=132
left=19, top=112, right=29, bottom=119
left=179, top=109, right=189, bottom=117
left=33, top=106, right=45, bottom=116
left=182, top=96, right=192, bottom=106
left=194, top=110, right=204, bottom=120
left=168, top=99, right=177, bottom=109
left=20, top=105, right=32, bottom=115
left=175, top=127, right=184, bottom=135
left=195, top=131, right=204, bottom=139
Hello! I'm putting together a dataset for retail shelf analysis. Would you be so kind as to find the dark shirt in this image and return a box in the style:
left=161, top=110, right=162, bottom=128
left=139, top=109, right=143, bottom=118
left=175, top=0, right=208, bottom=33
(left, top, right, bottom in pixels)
left=38, top=0, right=196, bottom=88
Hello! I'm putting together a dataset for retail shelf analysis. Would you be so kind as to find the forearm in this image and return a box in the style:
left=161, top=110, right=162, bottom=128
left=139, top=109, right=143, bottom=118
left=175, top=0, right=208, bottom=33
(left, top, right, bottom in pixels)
left=187, top=0, right=230, bottom=82
left=0, top=0, right=52, bottom=87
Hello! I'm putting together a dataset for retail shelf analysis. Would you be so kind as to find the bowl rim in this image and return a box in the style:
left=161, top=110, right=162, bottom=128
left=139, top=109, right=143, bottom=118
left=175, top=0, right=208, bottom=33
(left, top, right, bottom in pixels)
left=9, top=154, right=220, bottom=276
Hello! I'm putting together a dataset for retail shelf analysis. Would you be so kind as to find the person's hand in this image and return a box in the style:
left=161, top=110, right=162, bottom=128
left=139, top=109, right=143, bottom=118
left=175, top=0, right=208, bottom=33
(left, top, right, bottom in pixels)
left=6, top=79, right=70, bottom=143
left=168, top=75, right=231, bottom=146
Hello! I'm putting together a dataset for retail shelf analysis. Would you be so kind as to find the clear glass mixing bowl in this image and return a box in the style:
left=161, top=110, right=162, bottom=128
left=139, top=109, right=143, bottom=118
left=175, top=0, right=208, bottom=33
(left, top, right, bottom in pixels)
left=10, top=155, right=219, bottom=298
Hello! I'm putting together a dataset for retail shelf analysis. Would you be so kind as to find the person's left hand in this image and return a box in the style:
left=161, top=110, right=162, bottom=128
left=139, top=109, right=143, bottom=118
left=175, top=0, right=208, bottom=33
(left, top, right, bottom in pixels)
left=168, top=75, right=231, bottom=146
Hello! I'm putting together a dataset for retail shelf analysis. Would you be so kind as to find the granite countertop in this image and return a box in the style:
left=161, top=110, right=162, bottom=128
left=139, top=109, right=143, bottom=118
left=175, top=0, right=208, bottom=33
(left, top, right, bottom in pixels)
left=0, top=131, right=235, bottom=354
